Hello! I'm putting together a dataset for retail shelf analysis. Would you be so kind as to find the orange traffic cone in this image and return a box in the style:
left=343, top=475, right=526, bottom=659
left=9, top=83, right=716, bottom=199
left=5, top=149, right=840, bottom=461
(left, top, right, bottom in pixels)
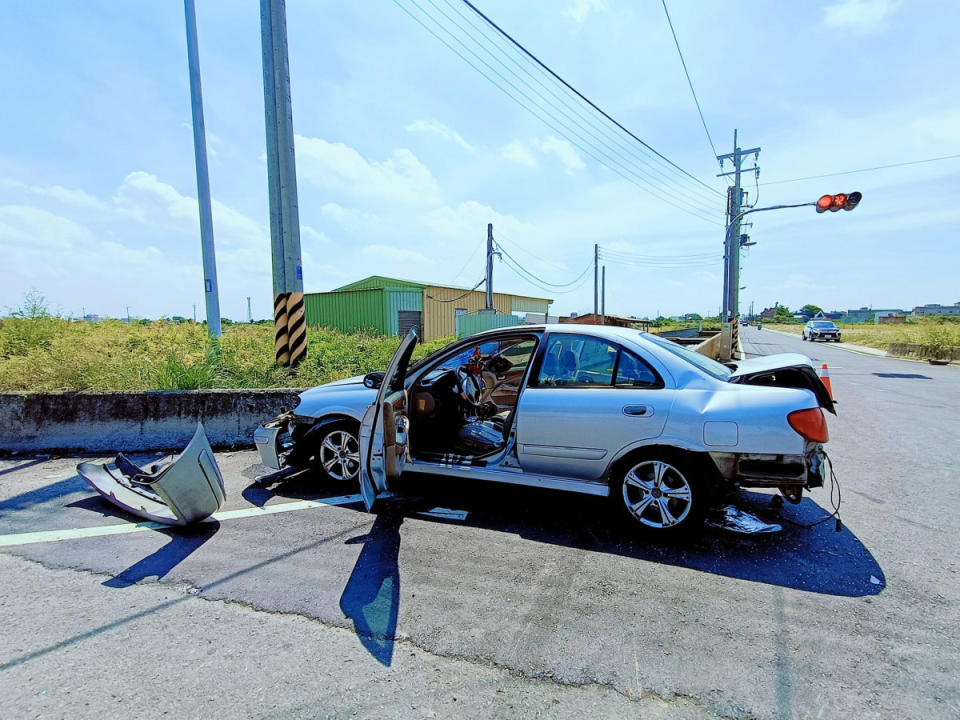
left=819, top=363, right=834, bottom=400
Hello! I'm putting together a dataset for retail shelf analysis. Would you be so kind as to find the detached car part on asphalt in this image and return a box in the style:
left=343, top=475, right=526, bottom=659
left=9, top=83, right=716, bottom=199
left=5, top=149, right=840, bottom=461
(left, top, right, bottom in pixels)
left=77, top=423, right=226, bottom=525
left=255, top=325, right=836, bottom=536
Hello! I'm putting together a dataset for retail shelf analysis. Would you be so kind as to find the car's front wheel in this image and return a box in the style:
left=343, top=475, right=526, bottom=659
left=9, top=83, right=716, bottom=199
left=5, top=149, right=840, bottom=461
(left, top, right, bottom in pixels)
left=312, top=422, right=361, bottom=483
left=616, top=454, right=706, bottom=536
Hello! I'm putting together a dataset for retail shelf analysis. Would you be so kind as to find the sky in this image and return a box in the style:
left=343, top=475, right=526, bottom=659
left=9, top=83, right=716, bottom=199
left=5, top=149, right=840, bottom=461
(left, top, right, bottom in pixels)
left=1, top=0, right=958, bottom=321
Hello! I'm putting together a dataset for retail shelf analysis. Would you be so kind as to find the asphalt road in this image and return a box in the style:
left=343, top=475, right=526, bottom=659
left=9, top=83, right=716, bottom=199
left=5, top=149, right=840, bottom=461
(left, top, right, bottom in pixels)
left=1, top=329, right=958, bottom=719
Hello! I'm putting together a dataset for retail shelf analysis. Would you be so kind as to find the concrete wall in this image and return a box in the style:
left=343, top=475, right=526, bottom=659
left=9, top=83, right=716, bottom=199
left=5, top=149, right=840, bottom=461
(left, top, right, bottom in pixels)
left=0, top=389, right=303, bottom=454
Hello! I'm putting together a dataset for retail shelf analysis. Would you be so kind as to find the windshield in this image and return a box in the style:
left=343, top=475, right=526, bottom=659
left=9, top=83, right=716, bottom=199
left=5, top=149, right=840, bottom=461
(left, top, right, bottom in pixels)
left=812, top=321, right=837, bottom=328
left=641, top=332, right=732, bottom=381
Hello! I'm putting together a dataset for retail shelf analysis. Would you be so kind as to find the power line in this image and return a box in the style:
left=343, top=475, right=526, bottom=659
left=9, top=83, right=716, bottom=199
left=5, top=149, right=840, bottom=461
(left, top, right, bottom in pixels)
left=761, top=153, right=960, bottom=186
left=395, top=0, right=722, bottom=224
left=458, top=0, right=721, bottom=197
left=660, top=0, right=719, bottom=164
left=497, top=241, right=593, bottom=287
left=498, top=256, right=592, bottom=294
left=425, top=277, right=486, bottom=302
left=450, top=237, right=486, bottom=282
left=494, top=229, right=568, bottom=271
left=440, top=0, right=721, bottom=208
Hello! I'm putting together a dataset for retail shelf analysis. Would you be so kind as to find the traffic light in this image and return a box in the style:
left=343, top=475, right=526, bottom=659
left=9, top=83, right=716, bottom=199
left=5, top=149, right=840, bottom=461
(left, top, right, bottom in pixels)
left=816, top=191, right=862, bottom=213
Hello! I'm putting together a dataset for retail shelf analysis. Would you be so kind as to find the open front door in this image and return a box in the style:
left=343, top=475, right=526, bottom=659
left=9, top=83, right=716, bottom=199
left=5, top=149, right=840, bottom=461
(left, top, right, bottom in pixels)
left=358, top=328, right=418, bottom=510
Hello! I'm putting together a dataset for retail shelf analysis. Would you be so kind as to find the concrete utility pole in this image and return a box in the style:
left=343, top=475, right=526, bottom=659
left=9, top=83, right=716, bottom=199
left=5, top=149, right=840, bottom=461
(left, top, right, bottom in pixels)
left=247, top=296, right=253, bottom=324
left=601, top=265, right=606, bottom=325
left=717, top=129, right=760, bottom=323
left=184, top=0, right=222, bottom=339
left=486, top=223, right=494, bottom=311
left=593, top=243, right=599, bottom=315
left=261, top=0, right=305, bottom=366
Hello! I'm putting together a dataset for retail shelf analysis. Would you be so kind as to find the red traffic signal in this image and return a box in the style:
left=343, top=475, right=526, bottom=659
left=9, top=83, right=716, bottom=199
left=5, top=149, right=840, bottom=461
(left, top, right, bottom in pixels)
left=817, top=191, right=862, bottom=213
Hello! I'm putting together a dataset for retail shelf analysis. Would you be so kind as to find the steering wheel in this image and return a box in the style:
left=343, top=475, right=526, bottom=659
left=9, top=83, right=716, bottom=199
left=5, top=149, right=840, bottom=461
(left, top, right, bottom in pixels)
left=455, top=366, right=484, bottom=407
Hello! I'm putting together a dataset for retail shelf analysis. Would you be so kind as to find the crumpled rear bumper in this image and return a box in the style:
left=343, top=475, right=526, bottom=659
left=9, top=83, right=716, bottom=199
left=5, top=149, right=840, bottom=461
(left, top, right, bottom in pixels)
left=710, top=445, right=825, bottom=489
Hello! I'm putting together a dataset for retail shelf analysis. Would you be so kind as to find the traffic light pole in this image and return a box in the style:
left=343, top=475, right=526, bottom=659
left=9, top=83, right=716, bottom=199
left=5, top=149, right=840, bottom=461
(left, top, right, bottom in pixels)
left=717, top=129, right=760, bottom=324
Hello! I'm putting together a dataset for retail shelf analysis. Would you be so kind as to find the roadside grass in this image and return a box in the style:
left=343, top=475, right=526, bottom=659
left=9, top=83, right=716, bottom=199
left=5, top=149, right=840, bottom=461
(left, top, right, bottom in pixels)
left=764, top=318, right=960, bottom=351
left=0, top=318, right=451, bottom=392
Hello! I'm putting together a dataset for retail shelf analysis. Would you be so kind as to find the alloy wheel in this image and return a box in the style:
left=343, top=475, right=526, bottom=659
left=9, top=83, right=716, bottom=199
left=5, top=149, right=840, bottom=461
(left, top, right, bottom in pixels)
left=621, top=460, right=694, bottom=529
left=319, top=429, right=360, bottom=482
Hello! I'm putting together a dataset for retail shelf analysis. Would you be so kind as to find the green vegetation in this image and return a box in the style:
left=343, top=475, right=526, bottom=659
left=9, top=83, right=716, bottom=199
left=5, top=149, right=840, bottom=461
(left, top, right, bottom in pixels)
left=0, top=294, right=451, bottom=392
left=766, top=317, right=960, bottom=352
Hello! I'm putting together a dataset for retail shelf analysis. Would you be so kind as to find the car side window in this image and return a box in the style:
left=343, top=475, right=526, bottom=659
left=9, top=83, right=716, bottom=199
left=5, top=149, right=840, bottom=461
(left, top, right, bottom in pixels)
left=614, top=350, right=661, bottom=388
left=537, top=335, right=617, bottom=387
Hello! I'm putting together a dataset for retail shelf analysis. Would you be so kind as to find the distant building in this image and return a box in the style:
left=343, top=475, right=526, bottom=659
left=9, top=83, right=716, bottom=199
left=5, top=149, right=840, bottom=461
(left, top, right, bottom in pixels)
left=759, top=307, right=776, bottom=319
left=912, top=302, right=960, bottom=316
left=843, top=307, right=907, bottom=323
left=303, top=276, right=551, bottom=341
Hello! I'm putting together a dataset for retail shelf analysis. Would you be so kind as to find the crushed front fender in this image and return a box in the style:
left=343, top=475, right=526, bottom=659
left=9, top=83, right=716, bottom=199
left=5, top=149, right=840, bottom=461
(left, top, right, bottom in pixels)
left=77, top=423, right=226, bottom=525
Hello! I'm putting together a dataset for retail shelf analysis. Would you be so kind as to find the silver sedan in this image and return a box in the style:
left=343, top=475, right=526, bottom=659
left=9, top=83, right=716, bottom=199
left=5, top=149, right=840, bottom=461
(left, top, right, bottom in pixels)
left=256, top=325, right=834, bottom=536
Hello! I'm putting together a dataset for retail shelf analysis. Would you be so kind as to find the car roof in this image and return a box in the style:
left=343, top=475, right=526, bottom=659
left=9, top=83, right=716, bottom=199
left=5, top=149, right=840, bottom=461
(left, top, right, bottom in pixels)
left=468, top=323, right=645, bottom=343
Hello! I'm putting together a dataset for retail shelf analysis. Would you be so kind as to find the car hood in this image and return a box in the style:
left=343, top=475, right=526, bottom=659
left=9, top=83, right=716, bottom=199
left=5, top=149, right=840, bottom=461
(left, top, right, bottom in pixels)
left=728, top=353, right=836, bottom=414
left=294, top=375, right=376, bottom=418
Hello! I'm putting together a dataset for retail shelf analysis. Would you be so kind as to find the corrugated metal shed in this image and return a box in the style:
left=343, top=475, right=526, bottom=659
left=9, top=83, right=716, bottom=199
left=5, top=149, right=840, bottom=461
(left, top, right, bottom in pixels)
left=304, top=288, right=387, bottom=334
left=308, top=276, right=551, bottom=341
left=423, top=288, right=512, bottom=340
left=335, top=276, right=425, bottom=292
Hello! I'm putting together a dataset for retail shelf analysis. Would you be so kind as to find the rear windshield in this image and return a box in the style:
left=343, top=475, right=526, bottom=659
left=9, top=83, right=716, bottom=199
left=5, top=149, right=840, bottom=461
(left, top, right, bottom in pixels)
left=641, top=333, right=732, bottom=381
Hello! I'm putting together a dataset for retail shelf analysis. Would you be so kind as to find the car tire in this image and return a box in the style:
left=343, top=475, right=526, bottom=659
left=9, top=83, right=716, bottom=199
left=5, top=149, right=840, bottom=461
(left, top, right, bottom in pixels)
left=614, top=452, right=707, bottom=537
left=309, top=421, right=362, bottom=483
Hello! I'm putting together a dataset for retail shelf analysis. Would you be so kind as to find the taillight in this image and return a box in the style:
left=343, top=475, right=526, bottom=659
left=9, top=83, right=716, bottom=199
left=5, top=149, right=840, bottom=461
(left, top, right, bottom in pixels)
left=788, top=408, right=829, bottom=443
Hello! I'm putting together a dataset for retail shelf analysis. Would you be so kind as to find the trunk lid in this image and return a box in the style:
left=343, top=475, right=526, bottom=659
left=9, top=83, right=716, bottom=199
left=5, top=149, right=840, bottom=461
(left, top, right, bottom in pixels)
left=728, top=353, right=835, bottom=414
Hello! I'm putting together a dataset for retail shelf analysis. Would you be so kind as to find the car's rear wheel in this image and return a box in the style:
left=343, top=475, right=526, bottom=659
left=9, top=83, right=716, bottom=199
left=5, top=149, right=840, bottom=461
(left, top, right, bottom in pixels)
left=312, top=422, right=361, bottom=483
left=615, top=454, right=706, bottom=536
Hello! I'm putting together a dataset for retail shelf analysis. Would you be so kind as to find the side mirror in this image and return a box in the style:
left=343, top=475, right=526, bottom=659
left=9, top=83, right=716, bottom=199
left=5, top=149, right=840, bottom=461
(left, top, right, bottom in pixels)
left=363, top=372, right=385, bottom=389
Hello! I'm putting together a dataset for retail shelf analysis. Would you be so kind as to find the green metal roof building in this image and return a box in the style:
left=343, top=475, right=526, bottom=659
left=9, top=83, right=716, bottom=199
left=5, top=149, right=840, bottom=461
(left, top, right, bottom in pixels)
left=304, top=276, right=552, bottom=341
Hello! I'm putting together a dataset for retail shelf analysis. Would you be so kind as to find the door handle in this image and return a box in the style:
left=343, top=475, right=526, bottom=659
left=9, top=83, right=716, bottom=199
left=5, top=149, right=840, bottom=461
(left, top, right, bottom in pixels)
left=622, top=404, right=653, bottom=418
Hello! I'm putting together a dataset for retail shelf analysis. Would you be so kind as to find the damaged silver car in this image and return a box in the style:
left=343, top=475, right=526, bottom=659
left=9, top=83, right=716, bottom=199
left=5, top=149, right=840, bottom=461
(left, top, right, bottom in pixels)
left=255, top=325, right=835, bottom=536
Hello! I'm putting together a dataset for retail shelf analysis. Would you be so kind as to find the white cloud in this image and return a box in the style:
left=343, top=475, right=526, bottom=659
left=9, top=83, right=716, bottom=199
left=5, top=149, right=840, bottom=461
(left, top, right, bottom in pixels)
left=564, top=0, right=607, bottom=23
left=360, top=243, right=433, bottom=266
left=301, top=224, right=332, bottom=247
left=419, top=200, right=534, bottom=242
left=823, top=0, right=898, bottom=32
left=295, top=135, right=442, bottom=206
left=405, top=119, right=474, bottom=153
left=532, top=136, right=585, bottom=175
left=0, top=178, right=107, bottom=210
left=112, top=171, right=266, bottom=248
left=501, top=141, right=538, bottom=168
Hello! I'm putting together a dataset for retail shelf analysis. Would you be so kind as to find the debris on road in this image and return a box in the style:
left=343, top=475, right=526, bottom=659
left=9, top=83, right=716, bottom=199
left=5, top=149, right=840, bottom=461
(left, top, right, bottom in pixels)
left=76, top=423, right=225, bottom=526
left=706, top=505, right=782, bottom=534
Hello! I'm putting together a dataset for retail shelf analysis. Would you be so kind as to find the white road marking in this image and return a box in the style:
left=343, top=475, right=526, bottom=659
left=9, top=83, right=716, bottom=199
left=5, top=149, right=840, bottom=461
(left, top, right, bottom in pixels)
left=0, top=494, right=363, bottom=548
left=418, top=507, right=469, bottom=521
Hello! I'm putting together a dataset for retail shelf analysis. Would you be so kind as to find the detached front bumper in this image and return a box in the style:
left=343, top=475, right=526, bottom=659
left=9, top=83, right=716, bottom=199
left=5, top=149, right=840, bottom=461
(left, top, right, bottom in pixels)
left=710, top=446, right=825, bottom=489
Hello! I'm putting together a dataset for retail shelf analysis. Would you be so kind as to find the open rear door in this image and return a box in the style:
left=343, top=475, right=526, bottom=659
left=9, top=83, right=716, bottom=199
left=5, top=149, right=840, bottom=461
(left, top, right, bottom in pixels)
left=358, top=329, right=418, bottom=510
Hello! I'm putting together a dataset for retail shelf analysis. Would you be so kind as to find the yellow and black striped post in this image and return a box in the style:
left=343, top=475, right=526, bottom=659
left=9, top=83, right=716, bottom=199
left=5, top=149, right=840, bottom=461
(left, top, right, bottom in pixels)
left=274, top=292, right=290, bottom=367
left=286, top=291, right=306, bottom=367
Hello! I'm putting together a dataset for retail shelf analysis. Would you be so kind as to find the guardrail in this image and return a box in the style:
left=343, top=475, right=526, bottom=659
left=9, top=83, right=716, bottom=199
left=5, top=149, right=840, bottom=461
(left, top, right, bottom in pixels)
left=0, top=389, right=302, bottom=454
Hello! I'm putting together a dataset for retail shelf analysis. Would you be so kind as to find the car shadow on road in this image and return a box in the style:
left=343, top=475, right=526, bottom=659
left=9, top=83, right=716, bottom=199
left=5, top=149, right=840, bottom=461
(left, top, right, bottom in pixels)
left=394, top=477, right=886, bottom=598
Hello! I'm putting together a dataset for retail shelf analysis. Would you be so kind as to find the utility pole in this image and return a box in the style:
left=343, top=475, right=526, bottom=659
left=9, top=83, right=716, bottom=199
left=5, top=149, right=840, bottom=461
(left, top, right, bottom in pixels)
left=486, top=223, right=494, bottom=311
left=184, top=0, right=222, bottom=339
left=601, top=265, right=606, bottom=325
left=261, top=0, right=305, bottom=366
left=593, top=243, right=599, bottom=316
left=247, top=296, right=253, bottom=324
left=717, top=129, right=760, bottom=323
left=193, top=304, right=197, bottom=323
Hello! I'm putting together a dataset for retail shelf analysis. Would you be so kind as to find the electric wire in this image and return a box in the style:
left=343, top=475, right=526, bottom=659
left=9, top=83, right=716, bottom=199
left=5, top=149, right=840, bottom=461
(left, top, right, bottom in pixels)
left=392, top=0, right=723, bottom=225
left=777, top=451, right=843, bottom=531
left=496, top=241, right=593, bottom=287
left=449, top=237, right=486, bottom=282
left=494, top=229, right=568, bottom=271
left=660, top=0, right=719, bottom=164
left=424, top=277, right=486, bottom=302
left=760, top=153, right=960, bottom=186
left=498, top=255, right=593, bottom=294
left=398, top=0, right=721, bottom=224
left=441, top=0, right=722, bottom=208
left=459, top=0, right=721, bottom=197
